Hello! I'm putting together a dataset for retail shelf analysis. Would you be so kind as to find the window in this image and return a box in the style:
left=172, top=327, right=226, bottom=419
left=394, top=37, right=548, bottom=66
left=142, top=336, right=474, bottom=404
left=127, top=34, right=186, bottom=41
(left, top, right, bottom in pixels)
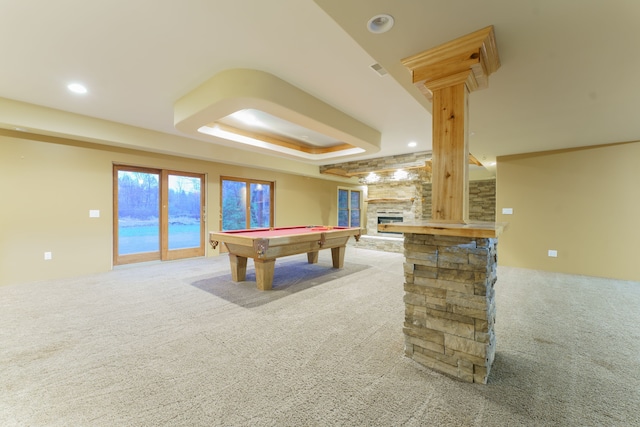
left=338, top=188, right=361, bottom=227
left=113, top=165, right=205, bottom=265
left=221, top=177, right=274, bottom=230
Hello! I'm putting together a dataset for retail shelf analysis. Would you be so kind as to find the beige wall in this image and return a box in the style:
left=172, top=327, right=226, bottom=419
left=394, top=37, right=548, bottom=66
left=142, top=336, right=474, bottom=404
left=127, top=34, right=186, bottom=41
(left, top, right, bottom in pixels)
left=0, top=132, right=360, bottom=286
left=496, top=141, right=640, bottom=282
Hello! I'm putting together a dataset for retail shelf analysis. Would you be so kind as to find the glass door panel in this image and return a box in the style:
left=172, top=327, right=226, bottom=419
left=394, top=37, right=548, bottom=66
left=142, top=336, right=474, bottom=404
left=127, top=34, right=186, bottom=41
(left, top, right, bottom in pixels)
left=115, top=169, right=160, bottom=264
left=168, top=174, right=202, bottom=250
left=249, top=183, right=270, bottom=228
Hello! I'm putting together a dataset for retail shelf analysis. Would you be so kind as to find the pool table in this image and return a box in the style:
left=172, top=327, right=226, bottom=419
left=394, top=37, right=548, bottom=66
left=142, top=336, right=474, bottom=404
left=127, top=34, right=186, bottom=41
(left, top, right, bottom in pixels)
left=209, top=226, right=362, bottom=290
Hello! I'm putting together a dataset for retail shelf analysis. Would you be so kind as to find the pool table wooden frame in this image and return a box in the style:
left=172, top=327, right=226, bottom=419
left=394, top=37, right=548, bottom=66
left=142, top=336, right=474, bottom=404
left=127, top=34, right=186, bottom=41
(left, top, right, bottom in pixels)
left=209, top=226, right=362, bottom=290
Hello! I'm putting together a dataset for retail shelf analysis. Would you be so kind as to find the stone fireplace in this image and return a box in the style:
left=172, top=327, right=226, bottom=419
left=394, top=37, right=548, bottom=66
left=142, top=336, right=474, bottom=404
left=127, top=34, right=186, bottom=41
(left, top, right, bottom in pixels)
left=365, top=173, right=425, bottom=236
left=320, top=151, right=497, bottom=253
left=320, top=151, right=431, bottom=238
left=368, top=204, right=413, bottom=236
left=377, top=214, right=403, bottom=235
left=352, top=174, right=426, bottom=253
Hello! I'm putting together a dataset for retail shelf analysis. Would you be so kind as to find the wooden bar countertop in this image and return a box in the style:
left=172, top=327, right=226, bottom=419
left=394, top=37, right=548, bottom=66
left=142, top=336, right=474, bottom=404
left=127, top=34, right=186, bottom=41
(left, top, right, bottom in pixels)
left=378, top=221, right=507, bottom=239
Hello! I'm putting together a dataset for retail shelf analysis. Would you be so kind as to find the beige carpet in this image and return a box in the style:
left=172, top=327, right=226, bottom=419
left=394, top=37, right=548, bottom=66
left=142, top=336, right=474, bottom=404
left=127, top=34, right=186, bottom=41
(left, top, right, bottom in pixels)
left=1, top=248, right=638, bottom=426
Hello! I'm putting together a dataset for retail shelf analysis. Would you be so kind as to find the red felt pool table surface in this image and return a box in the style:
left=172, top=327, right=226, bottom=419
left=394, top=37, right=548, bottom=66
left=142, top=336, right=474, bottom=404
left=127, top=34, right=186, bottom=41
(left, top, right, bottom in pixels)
left=208, top=226, right=361, bottom=290
left=218, top=226, right=352, bottom=238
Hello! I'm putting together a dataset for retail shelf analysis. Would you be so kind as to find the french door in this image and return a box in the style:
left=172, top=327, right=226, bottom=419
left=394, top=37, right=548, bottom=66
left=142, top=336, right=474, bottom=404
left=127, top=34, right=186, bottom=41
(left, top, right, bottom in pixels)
left=113, top=165, right=205, bottom=265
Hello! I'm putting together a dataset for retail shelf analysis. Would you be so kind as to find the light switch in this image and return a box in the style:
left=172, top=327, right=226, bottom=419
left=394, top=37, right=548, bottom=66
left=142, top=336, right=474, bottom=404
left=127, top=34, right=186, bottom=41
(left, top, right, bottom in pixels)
left=89, top=210, right=100, bottom=218
left=548, top=250, right=558, bottom=257
left=502, top=208, right=513, bottom=215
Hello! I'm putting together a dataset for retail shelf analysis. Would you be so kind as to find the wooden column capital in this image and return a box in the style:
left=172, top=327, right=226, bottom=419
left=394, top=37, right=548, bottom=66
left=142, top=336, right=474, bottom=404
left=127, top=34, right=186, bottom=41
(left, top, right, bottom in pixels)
left=402, top=26, right=500, bottom=224
left=402, top=25, right=500, bottom=99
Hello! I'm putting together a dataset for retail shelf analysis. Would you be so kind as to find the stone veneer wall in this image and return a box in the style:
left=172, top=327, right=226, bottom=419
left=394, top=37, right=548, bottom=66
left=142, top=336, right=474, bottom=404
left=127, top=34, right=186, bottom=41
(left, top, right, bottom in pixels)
left=422, top=179, right=496, bottom=222
left=403, top=233, right=498, bottom=383
left=320, top=151, right=431, bottom=176
left=368, top=180, right=423, bottom=200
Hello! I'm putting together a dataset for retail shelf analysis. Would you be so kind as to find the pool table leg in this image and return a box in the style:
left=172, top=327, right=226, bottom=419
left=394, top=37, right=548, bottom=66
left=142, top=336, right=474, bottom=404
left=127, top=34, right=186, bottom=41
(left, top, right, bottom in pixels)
left=307, top=251, right=319, bottom=264
left=331, top=246, right=346, bottom=268
left=254, top=259, right=276, bottom=291
left=228, top=254, right=247, bottom=282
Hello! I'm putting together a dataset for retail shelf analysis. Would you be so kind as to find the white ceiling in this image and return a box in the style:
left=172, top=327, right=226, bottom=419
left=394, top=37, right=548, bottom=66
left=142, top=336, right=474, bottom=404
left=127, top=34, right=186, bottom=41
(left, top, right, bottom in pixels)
left=1, top=0, right=639, bottom=172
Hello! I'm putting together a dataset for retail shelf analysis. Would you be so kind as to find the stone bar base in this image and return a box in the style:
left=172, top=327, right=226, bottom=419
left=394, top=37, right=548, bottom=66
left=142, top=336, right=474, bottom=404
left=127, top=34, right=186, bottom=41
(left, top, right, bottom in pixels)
left=403, top=233, right=498, bottom=383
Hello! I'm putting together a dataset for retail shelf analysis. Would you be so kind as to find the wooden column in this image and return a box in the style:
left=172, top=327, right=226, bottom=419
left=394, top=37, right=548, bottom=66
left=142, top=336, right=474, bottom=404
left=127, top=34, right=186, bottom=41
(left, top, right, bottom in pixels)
left=432, top=82, right=470, bottom=223
left=389, top=27, right=503, bottom=383
left=402, top=26, right=500, bottom=224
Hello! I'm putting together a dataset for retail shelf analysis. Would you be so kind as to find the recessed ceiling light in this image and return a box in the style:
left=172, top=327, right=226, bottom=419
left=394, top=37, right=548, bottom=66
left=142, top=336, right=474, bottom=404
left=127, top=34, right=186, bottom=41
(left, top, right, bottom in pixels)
left=67, top=83, right=88, bottom=94
left=394, top=169, right=408, bottom=180
left=367, top=14, right=394, bottom=34
left=366, top=172, right=380, bottom=183
left=408, top=141, right=417, bottom=148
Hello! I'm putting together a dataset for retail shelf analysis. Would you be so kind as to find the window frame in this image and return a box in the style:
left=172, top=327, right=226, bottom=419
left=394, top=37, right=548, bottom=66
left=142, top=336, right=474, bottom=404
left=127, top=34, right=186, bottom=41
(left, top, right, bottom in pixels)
left=220, top=176, right=275, bottom=231
left=337, top=187, right=362, bottom=228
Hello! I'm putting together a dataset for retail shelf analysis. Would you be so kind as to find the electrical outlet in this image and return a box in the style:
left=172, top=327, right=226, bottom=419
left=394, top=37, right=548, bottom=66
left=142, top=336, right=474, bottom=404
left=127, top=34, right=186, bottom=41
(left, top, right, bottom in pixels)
left=89, top=209, right=100, bottom=218
left=502, top=208, right=513, bottom=215
left=548, top=250, right=558, bottom=258
left=44, top=252, right=52, bottom=260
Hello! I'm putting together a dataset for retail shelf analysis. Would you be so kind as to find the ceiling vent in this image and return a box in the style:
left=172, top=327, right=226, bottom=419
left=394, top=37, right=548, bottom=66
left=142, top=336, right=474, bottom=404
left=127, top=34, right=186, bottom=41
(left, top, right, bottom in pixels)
left=370, top=63, right=388, bottom=76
